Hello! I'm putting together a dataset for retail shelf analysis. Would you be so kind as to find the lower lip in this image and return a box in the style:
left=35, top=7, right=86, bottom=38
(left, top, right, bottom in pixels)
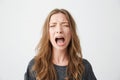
left=57, top=42, right=65, bottom=46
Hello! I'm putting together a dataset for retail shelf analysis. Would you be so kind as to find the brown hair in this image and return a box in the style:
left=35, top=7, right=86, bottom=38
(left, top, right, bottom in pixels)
left=33, top=8, right=84, bottom=80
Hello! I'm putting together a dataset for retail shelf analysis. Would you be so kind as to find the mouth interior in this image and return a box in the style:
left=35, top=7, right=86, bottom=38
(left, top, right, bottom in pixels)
left=55, top=38, right=65, bottom=43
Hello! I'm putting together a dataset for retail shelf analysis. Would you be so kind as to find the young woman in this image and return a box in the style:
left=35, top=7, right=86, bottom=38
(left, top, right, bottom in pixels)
left=24, top=8, right=97, bottom=80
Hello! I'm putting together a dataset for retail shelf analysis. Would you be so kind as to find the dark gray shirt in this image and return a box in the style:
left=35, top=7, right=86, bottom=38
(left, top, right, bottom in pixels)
left=54, top=64, right=67, bottom=80
left=24, top=59, right=97, bottom=80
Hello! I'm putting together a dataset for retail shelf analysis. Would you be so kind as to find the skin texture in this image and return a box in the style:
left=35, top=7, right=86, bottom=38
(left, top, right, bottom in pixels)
left=49, top=13, right=71, bottom=66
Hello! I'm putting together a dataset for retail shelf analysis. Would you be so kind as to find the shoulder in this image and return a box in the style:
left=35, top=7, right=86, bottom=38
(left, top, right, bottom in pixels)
left=82, top=58, right=97, bottom=80
left=82, top=59, right=92, bottom=69
left=24, top=58, right=36, bottom=80
left=28, top=58, right=35, bottom=69
left=82, top=59, right=93, bottom=75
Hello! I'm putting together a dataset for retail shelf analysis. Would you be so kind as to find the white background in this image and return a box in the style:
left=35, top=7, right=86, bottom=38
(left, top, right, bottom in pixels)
left=0, top=0, right=120, bottom=80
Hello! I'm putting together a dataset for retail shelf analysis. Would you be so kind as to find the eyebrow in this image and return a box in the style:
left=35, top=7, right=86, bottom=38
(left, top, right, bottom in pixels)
left=62, top=21, right=69, bottom=23
left=49, top=21, right=69, bottom=24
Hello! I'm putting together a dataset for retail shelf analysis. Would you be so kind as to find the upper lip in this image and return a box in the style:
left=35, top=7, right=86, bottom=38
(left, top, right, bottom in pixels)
left=55, top=35, right=64, bottom=39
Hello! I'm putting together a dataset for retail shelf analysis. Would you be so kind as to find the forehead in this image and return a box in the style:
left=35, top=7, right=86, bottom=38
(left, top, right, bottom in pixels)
left=49, top=13, right=68, bottom=23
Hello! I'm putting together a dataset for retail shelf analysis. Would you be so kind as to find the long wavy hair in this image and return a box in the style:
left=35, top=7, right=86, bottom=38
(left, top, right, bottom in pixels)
left=33, top=8, right=84, bottom=80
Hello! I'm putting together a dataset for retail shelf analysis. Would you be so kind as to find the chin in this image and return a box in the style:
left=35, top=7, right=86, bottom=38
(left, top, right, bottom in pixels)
left=54, top=46, right=68, bottom=51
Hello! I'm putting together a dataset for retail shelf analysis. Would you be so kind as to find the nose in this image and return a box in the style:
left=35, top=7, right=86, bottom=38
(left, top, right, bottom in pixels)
left=56, top=24, right=63, bottom=34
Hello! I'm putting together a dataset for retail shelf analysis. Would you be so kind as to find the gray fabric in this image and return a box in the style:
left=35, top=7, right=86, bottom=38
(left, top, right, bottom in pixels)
left=54, top=64, right=67, bottom=80
left=24, top=59, right=97, bottom=80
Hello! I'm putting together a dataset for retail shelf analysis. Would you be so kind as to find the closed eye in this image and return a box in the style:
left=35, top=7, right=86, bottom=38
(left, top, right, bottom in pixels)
left=49, top=25, right=55, bottom=27
left=62, top=22, right=69, bottom=27
left=63, top=25, right=69, bottom=27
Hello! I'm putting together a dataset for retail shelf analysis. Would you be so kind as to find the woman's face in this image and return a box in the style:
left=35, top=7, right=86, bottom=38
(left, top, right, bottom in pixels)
left=49, top=13, right=71, bottom=51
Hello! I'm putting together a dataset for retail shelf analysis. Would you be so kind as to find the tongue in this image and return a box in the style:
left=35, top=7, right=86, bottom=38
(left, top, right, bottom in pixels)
left=56, top=38, right=64, bottom=45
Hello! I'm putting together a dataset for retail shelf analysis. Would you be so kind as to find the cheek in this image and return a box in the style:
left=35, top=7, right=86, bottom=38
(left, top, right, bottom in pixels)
left=65, top=29, right=71, bottom=37
left=66, top=32, right=71, bottom=38
left=49, top=29, right=54, bottom=40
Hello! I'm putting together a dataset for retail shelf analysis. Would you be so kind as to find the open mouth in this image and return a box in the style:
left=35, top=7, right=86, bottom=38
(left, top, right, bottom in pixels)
left=55, top=37, right=65, bottom=45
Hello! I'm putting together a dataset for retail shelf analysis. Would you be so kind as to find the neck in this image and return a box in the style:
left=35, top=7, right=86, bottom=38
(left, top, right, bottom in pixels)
left=52, top=48, right=68, bottom=66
